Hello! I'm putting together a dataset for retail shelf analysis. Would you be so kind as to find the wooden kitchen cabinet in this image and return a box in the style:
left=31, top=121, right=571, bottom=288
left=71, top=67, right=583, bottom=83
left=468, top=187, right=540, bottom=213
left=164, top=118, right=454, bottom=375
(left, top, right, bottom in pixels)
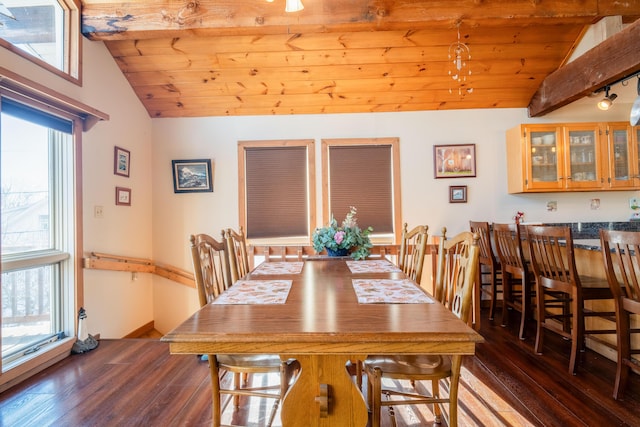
left=604, top=122, right=638, bottom=189
left=507, top=122, right=640, bottom=193
left=506, top=124, right=563, bottom=193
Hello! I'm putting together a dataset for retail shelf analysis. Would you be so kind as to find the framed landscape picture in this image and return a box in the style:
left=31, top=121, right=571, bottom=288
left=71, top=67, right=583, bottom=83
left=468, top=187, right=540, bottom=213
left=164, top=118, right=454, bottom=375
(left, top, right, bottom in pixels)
left=114, top=146, right=130, bottom=177
left=449, top=185, right=467, bottom=203
left=172, top=159, right=213, bottom=193
left=433, top=144, right=476, bottom=178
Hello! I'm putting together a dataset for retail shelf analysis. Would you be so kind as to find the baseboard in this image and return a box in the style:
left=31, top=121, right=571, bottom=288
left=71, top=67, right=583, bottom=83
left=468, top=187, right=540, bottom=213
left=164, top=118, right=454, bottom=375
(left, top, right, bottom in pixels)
left=123, top=321, right=155, bottom=338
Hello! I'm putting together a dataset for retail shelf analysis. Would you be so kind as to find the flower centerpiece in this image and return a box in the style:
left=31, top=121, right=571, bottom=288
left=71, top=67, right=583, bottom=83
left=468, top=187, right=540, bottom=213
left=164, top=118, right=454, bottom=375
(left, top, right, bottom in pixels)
left=312, top=206, right=373, bottom=260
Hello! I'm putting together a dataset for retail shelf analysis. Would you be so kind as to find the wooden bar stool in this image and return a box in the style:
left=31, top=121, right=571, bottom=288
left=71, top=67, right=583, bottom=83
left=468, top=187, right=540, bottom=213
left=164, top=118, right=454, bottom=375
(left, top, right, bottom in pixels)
left=470, top=221, right=502, bottom=324
left=600, top=229, right=640, bottom=398
left=493, top=223, right=535, bottom=340
left=526, top=225, right=615, bottom=375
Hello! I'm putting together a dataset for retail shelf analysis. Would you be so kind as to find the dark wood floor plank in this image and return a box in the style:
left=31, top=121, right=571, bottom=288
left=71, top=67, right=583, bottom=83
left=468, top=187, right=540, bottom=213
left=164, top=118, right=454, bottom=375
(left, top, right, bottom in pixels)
left=1, top=308, right=639, bottom=426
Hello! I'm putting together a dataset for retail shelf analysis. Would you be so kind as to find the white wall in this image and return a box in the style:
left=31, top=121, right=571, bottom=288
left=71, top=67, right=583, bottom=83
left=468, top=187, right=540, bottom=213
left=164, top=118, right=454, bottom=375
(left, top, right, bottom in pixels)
left=0, top=39, right=155, bottom=338
left=151, top=100, right=639, bottom=332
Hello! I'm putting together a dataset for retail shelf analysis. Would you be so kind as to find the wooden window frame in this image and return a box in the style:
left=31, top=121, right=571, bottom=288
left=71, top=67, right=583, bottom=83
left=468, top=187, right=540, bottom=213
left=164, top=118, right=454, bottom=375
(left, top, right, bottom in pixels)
left=0, top=67, right=107, bottom=391
left=321, top=138, right=402, bottom=244
left=238, top=139, right=316, bottom=244
left=0, top=0, right=82, bottom=84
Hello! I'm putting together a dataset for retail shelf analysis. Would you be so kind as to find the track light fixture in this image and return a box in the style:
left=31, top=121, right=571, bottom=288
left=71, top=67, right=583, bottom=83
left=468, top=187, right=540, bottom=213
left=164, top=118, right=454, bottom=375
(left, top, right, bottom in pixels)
left=597, top=86, right=617, bottom=110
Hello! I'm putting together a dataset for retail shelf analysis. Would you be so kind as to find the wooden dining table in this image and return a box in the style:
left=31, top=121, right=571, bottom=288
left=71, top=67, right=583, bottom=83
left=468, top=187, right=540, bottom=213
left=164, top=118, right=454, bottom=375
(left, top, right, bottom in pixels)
left=162, top=257, right=484, bottom=427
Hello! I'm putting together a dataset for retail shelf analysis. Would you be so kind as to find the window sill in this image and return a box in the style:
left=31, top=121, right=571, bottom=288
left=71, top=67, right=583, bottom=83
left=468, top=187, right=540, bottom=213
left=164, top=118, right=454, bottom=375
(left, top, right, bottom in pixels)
left=0, top=336, right=75, bottom=393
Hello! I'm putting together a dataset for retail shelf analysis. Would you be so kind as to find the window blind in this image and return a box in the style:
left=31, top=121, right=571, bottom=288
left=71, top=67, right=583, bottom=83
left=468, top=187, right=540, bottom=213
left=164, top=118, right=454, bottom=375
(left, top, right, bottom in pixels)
left=245, top=146, right=308, bottom=239
left=328, top=145, right=393, bottom=233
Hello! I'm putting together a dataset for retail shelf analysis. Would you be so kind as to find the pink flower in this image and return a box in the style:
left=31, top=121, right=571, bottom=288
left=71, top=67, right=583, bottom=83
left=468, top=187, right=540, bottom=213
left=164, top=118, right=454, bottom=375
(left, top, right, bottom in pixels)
left=334, top=231, right=345, bottom=245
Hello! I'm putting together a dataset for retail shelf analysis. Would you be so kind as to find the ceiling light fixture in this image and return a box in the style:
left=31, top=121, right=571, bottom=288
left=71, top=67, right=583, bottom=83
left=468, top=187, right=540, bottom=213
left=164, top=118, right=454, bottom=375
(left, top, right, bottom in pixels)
left=597, top=86, right=617, bottom=110
left=285, top=0, right=304, bottom=12
left=448, top=22, right=472, bottom=96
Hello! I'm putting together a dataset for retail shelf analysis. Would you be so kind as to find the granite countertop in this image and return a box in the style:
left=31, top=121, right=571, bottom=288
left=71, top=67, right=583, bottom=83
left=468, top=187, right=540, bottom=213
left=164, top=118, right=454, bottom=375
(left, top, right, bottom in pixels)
left=573, top=239, right=601, bottom=251
left=537, top=222, right=640, bottom=252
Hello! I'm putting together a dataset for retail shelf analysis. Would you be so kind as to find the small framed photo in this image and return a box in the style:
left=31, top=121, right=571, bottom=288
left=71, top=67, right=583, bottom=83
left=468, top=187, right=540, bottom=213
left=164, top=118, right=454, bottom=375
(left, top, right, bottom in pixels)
left=434, top=144, right=476, bottom=178
left=114, top=146, right=130, bottom=177
left=449, top=185, right=467, bottom=203
left=116, top=187, right=131, bottom=206
left=172, top=159, right=213, bottom=193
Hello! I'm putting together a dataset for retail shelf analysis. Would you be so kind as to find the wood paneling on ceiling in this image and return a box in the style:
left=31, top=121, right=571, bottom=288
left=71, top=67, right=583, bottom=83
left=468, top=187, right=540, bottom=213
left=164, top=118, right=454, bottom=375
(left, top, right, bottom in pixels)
left=81, top=1, right=640, bottom=118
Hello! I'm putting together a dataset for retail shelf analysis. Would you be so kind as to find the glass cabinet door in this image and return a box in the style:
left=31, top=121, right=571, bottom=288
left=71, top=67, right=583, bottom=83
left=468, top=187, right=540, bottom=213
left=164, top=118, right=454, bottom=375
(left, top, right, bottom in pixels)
left=526, top=126, right=563, bottom=190
left=607, top=123, right=634, bottom=188
left=564, top=124, right=601, bottom=189
left=636, top=127, right=640, bottom=185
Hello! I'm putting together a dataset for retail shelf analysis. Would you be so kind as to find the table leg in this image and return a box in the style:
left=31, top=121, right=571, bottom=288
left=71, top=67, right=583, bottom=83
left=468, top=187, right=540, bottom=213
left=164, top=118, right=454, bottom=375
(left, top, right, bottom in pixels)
left=280, top=354, right=368, bottom=427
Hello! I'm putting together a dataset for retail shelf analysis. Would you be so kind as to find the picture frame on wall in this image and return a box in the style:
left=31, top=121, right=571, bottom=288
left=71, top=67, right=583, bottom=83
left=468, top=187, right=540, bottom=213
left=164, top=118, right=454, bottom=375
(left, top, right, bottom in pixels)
left=172, top=159, right=213, bottom=193
left=433, top=143, right=476, bottom=178
left=114, top=146, right=130, bottom=177
left=449, top=185, right=467, bottom=203
left=115, top=187, right=131, bottom=206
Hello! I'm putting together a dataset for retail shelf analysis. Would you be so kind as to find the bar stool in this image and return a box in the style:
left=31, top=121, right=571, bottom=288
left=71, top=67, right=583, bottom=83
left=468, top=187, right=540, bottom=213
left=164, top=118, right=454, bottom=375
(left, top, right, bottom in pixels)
left=493, top=223, right=535, bottom=340
left=470, top=221, right=502, bottom=323
left=526, top=225, right=614, bottom=375
left=600, top=229, right=640, bottom=399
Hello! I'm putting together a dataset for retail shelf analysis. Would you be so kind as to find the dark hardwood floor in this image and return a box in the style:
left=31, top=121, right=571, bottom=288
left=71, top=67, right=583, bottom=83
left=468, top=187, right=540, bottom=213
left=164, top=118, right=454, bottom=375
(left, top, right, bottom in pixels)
left=1, top=308, right=639, bottom=426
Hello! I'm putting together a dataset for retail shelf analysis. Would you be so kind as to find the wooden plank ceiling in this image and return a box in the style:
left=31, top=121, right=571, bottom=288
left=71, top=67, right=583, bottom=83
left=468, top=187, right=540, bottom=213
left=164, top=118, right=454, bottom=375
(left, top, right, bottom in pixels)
left=81, top=1, right=640, bottom=118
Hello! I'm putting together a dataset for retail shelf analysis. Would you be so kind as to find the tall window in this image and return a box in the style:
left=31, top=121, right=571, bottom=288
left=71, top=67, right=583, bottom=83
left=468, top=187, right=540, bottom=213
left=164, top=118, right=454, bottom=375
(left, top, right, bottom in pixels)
left=321, top=138, right=401, bottom=243
left=0, top=0, right=81, bottom=83
left=0, top=94, right=77, bottom=370
left=239, top=140, right=316, bottom=242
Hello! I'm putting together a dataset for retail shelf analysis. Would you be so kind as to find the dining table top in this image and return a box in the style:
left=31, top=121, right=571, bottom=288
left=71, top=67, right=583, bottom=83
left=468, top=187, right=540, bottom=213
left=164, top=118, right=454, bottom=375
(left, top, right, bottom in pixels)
left=162, top=257, right=484, bottom=356
left=162, top=257, right=484, bottom=427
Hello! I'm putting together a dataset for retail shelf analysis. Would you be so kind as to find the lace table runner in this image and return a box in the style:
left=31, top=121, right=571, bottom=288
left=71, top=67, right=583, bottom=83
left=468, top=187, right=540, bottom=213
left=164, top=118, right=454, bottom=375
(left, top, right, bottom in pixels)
left=252, top=262, right=304, bottom=275
left=352, top=279, right=434, bottom=304
left=213, top=280, right=293, bottom=305
left=346, top=260, right=402, bottom=274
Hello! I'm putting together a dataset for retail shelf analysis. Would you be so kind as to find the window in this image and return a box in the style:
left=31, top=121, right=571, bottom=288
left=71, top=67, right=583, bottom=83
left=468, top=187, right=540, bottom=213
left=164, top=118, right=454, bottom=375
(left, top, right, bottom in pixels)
left=0, top=0, right=81, bottom=83
left=1, top=95, right=77, bottom=370
left=321, top=138, right=401, bottom=243
left=0, top=70, right=107, bottom=386
left=239, top=140, right=316, bottom=242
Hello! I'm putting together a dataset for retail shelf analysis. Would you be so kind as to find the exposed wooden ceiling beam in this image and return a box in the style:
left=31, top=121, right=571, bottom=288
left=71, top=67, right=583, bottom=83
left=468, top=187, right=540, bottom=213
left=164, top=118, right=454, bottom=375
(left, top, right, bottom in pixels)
left=528, top=18, right=640, bottom=117
left=81, top=0, right=640, bottom=41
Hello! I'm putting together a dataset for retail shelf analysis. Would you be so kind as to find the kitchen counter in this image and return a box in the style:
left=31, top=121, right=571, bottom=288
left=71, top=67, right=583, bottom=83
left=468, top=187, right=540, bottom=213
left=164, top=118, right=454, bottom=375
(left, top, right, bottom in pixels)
left=573, top=239, right=601, bottom=251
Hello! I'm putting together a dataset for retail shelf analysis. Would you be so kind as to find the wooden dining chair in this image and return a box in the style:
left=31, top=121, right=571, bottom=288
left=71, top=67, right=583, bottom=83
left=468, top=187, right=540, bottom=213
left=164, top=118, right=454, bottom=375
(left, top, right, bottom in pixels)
left=526, top=225, right=614, bottom=375
left=190, top=233, right=299, bottom=427
left=493, top=222, right=535, bottom=340
left=224, top=227, right=250, bottom=283
left=398, top=223, right=429, bottom=285
left=469, top=221, right=502, bottom=322
left=364, top=228, right=480, bottom=427
left=600, top=229, right=640, bottom=399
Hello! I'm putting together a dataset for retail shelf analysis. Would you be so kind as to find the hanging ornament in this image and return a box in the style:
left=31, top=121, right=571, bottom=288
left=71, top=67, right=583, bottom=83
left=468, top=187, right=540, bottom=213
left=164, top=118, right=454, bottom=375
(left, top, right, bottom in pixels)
left=448, top=22, right=473, bottom=97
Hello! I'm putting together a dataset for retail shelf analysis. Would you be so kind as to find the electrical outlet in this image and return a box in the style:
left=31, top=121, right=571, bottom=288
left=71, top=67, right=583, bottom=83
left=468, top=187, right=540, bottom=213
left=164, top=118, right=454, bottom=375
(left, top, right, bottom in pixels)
left=630, top=197, right=640, bottom=210
left=94, top=205, right=104, bottom=218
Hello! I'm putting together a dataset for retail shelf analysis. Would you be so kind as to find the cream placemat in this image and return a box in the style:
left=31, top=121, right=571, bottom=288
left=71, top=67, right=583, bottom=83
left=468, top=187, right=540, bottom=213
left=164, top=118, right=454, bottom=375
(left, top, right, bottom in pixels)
left=213, top=280, right=292, bottom=305
left=252, top=262, right=304, bottom=275
left=346, top=260, right=402, bottom=274
left=352, top=279, right=434, bottom=304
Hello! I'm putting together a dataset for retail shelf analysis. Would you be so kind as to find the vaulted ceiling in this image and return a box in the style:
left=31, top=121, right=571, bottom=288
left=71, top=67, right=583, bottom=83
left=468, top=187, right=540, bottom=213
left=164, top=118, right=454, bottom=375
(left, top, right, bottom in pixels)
left=81, top=1, right=640, bottom=118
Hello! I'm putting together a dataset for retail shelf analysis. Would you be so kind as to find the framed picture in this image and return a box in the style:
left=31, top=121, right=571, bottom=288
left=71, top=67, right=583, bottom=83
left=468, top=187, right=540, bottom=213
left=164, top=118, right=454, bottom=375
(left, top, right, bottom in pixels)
left=449, top=185, right=467, bottom=203
left=115, top=187, right=131, bottom=206
left=114, top=146, right=130, bottom=177
left=433, top=144, right=476, bottom=178
left=172, top=159, right=213, bottom=193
